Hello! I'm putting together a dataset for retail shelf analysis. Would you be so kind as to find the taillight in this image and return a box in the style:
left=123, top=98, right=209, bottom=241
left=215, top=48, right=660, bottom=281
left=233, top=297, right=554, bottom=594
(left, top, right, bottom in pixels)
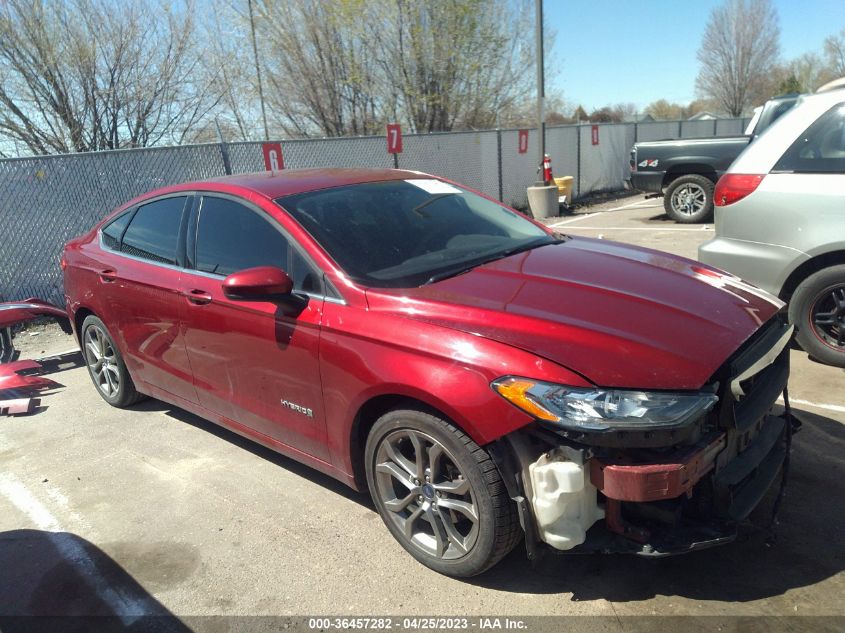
left=714, top=174, right=764, bottom=207
left=60, top=254, right=67, bottom=270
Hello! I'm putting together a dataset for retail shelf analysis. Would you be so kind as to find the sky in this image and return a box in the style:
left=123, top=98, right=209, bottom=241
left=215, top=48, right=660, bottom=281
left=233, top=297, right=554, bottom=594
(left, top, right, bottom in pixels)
left=545, top=0, right=845, bottom=111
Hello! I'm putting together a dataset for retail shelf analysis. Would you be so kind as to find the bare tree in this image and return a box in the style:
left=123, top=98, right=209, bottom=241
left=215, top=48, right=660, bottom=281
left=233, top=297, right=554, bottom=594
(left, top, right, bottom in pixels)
left=695, top=0, right=780, bottom=116
left=824, top=28, right=845, bottom=78
left=373, top=0, right=542, bottom=132
left=249, top=0, right=550, bottom=137
left=0, top=0, right=220, bottom=154
left=253, top=0, right=383, bottom=137
left=192, top=3, right=264, bottom=142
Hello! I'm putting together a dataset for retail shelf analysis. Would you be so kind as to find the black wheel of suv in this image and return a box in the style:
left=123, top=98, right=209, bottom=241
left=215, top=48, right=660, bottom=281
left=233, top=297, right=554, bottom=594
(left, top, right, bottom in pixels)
left=663, top=174, right=715, bottom=223
left=81, top=315, right=146, bottom=407
left=789, top=265, right=845, bottom=368
left=365, top=408, right=521, bottom=577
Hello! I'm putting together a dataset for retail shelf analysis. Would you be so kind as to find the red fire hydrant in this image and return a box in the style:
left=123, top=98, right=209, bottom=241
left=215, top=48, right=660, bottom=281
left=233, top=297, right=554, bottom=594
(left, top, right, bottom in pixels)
left=542, top=154, right=553, bottom=185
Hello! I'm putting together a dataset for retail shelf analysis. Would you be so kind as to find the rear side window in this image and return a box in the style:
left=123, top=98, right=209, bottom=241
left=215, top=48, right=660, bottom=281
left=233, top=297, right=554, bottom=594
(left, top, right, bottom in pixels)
left=194, top=197, right=322, bottom=292
left=101, top=210, right=134, bottom=250
left=773, top=103, right=845, bottom=174
left=121, top=197, right=186, bottom=265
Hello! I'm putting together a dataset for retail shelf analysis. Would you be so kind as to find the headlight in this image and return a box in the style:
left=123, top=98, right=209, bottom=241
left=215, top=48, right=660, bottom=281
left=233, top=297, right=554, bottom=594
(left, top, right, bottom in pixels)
left=492, top=377, right=718, bottom=432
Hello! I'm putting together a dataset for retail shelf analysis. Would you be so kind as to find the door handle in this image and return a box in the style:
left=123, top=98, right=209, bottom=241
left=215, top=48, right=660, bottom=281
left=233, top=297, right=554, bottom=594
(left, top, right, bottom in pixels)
left=99, top=269, right=117, bottom=283
left=182, top=289, right=212, bottom=305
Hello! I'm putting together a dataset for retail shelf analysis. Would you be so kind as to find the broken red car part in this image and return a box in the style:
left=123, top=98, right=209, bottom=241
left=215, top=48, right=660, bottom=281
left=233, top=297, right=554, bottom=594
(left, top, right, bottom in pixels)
left=0, top=359, right=57, bottom=391
left=0, top=360, right=56, bottom=417
left=590, top=432, right=727, bottom=503
left=0, top=299, right=72, bottom=363
left=0, top=397, right=41, bottom=415
left=0, top=298, right=70, bottom=330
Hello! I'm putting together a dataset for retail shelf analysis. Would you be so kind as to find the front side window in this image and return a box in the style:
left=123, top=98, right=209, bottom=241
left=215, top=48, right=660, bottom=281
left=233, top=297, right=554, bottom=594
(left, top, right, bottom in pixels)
left=773, top=103, right=845, bottom=174
left=194, top=196, right=320, bottom=292
left=277, top=179, right=556, bottom=288
left=121, top=197, right=186, bottom=265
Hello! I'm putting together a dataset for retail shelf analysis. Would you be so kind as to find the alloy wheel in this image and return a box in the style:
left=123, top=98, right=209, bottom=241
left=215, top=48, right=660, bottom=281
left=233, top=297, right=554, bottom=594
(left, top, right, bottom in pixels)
left=373, top=429, right=479, bottom=560
left=811, top=285, right=845, bottom=350
left=671, top=183, right=707, bottom=216
left=84, top=325, right=120, bottom=397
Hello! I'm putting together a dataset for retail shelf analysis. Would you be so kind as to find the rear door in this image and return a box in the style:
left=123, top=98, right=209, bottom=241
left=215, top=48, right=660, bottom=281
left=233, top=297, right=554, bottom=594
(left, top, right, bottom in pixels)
left=179, top=193, right=330, bottom=460
left=102, top=194, right=198, bottom=403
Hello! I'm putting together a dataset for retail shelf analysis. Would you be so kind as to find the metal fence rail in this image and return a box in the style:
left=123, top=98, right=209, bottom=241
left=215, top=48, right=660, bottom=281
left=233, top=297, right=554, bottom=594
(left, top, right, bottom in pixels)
left=0, top=117, right=748, bottom=305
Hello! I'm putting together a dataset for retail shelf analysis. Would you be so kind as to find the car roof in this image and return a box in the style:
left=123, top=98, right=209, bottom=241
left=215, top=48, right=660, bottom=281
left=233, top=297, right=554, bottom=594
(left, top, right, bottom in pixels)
left=178, top=168, right=432, bottom=200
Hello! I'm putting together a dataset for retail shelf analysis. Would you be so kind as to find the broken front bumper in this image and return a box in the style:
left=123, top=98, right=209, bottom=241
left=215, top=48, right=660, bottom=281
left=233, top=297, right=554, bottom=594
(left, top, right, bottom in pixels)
left=491, top=318, right=794, bottom=559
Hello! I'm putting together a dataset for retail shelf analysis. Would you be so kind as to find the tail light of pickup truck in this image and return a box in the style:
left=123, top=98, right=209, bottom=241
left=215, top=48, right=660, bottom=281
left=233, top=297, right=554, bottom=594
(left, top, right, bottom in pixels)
left=714, top=174, right=765, bottom=206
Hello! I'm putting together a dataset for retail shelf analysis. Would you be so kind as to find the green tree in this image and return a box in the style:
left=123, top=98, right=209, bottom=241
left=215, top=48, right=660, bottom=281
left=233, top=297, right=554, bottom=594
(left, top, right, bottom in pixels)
left=777, top=73, right=803, bottom=94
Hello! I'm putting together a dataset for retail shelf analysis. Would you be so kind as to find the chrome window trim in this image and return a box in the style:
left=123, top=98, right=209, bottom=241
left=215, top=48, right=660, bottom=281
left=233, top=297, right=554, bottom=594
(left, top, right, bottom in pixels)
left=97, top=232, right=347, bottom=305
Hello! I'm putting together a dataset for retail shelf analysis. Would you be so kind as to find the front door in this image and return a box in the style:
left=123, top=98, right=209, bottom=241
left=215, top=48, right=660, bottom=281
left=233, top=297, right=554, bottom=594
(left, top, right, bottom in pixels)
left=179, top=194, right=329, bottom=461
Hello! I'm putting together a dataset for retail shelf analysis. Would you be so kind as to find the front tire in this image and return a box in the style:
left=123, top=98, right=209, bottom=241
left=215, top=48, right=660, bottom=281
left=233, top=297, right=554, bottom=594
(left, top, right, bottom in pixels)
left=789, top=265, right=845, bottom=368
left=81, top=315, right=146, bottom=407
left=663, top=174, right=715, bottom=223
left=365, top=408, right=521, bottom=577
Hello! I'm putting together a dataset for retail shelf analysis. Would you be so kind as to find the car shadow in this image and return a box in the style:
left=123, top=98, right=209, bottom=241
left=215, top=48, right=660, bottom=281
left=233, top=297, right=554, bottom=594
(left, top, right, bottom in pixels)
left=0, top=528, right=191, bottom=632
left=132, top=399, right=374, bottom=510
left=470, top=406, right=845, bottom=602
left=30, top=350, right=86, bottom=375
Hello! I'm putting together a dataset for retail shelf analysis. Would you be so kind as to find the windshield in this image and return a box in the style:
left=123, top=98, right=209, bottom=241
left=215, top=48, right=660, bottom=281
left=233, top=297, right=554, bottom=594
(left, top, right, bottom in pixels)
left=276, top=179, right=556, bottom=288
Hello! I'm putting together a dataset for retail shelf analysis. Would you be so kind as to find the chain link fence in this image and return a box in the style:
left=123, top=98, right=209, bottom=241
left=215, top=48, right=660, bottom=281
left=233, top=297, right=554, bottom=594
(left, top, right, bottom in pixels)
left=0, top=117, right=748, bottom=305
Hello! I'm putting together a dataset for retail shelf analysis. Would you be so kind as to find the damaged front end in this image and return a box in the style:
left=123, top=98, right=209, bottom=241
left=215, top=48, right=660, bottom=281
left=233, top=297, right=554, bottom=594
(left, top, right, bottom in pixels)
left=489, top=316, right=796, bottom=558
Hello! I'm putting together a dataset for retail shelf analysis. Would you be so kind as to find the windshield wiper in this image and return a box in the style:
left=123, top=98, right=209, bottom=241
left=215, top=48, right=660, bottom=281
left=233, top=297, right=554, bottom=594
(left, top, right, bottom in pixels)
left=424, top=238, right=557, bottom=285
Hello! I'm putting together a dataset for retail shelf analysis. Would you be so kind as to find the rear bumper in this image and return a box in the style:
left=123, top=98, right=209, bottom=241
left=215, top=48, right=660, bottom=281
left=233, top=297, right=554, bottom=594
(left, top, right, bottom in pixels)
left=698, top=236, right=808, bottom=297
left=629, top=171, right=664, bottom=194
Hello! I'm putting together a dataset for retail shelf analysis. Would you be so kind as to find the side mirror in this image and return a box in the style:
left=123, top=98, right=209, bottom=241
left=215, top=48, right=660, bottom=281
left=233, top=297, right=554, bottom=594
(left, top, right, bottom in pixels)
left=222, top=266, right=295, bottom=301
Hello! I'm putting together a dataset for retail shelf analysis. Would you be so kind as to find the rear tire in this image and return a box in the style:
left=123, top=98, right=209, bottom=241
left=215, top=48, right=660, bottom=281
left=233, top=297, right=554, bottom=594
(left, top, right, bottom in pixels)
left=663, top=174, right=715, bottom=223
left=81, top=315, right=146, bottom=407
left=789, top=265, right=845, bottom=368
left=365, top=408, right=521, bottom=577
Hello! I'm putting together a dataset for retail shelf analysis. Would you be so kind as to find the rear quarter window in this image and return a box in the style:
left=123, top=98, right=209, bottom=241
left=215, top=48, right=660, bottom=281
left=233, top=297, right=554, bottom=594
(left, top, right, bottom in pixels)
left=773, top=103, right=845, bottom=174
left=101, top=210, right=134, bottom=250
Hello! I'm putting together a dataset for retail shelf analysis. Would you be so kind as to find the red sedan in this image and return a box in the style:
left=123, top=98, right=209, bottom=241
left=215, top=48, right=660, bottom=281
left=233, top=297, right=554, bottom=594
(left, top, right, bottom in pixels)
left=63, top=169, right=793, bottom=576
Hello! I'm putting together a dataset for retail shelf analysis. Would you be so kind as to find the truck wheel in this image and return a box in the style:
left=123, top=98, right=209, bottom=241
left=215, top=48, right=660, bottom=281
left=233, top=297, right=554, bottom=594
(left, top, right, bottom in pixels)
left=664, top=174, right=714, bottom=223
left=365, top=408, right=521, bottom=577
left=789, top=265, right=845, bottom=368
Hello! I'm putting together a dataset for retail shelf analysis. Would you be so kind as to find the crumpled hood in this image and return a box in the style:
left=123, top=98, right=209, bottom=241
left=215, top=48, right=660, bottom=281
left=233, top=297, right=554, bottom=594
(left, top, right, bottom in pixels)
left=365, top=237, right=783, bottom=389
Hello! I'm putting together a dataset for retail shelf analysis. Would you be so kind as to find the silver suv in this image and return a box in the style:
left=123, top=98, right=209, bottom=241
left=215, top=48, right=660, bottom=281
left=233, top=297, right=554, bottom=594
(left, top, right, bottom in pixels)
left=699, top=86, right=845, bottom=368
